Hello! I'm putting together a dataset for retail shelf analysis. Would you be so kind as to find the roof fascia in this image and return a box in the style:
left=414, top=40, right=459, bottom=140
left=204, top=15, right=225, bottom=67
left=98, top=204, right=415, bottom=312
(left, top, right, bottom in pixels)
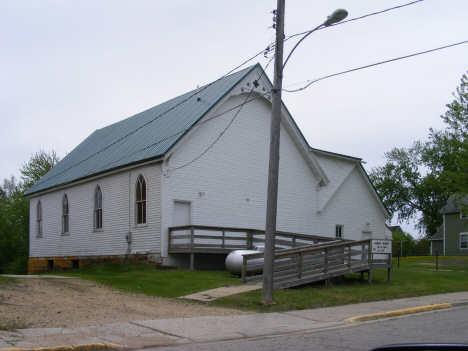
left=320, top=163, right=357, bottom=212
left=24, top=157, right=164, bottom=198
left=163, top=63, right=329, bottom=186
left=256, top=68, right=329, bottom=186
left=310, top=148, right=362, bottom=162
left=164, top=64, right=260, bottom=157
left=357, top=164, right=391, bottom=218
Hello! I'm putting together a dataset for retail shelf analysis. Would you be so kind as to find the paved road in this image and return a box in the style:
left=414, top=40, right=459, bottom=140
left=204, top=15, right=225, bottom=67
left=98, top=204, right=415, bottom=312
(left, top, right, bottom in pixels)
left=146, top=306, right=468, bottom=351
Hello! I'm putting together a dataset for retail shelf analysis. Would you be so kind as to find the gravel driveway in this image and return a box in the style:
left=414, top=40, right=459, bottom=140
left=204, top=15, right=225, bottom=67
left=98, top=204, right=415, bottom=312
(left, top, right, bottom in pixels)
left=0, top=277, right=251, bottom=329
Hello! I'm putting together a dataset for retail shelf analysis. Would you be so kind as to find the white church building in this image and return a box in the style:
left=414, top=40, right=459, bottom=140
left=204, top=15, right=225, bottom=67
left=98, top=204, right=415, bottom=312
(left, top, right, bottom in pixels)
left=25, top=64, right=390, bottom=273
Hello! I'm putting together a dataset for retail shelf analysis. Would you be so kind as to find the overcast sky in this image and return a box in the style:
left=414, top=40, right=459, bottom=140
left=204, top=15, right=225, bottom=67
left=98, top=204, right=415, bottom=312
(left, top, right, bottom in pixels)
left=2, top=0, right=468, bottom=236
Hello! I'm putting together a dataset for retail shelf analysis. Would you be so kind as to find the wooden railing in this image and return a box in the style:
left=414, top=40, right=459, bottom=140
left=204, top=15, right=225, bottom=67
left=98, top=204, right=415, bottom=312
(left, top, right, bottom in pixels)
left=241, top=239, right=392, bottom=289
left=168, top=225, right=342, bottom=254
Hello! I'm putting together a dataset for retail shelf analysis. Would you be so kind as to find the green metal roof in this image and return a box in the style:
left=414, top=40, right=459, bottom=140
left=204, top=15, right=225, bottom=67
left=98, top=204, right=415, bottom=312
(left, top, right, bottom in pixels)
left=25, top=65, right=258, bottom=196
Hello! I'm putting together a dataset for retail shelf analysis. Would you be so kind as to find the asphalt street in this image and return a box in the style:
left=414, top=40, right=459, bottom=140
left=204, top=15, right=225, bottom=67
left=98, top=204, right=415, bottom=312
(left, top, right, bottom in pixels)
left=145, top=306, right=468, bottom=351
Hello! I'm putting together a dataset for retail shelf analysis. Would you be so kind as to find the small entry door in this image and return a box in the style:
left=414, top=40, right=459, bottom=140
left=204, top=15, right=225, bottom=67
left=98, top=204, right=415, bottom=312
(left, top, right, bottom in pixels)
left=173, top=201, right=192, bottom=244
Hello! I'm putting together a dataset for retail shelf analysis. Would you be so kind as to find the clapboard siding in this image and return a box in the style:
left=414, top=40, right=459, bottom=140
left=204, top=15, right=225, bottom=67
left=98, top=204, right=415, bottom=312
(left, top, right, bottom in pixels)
left=29, top=164, right=162, bottom=257
left=316, top=166, right=387, bottom=241
left=162, top=93, right=322, bottom=256
left=313, top=154, right=357, bottom=209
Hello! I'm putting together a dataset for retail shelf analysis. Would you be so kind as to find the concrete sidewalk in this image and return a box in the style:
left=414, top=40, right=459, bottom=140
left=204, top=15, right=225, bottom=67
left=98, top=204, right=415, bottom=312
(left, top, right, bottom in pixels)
left=1, top=291, right=468, bottom=350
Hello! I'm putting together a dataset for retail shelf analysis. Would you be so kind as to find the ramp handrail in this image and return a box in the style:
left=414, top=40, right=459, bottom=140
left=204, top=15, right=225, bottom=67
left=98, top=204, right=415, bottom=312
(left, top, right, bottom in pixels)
left=168, top=225, right=342, bottom=253
left=241, top=239, right=392, bottom=289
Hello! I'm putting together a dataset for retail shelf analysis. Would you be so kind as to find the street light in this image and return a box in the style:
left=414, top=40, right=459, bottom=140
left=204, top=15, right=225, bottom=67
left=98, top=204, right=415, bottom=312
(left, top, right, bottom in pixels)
left=262, top=2, right=348, bottom=305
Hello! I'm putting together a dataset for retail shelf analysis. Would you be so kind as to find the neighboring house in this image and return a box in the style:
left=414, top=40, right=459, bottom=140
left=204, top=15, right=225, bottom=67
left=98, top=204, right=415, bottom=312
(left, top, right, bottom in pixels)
left=24, top=64, right=390, bottom=273
left=429, top=195, right=468, bottom=256
left=388, top=225, right=404, bottom=235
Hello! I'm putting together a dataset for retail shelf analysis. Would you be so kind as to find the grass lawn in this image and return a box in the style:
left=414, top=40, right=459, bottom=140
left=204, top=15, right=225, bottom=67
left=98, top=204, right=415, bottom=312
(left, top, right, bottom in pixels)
left=40, top=256, right=468, bottom=312
left=213, top=256, right=468, bottom=312
left=43, top=263, right=241, bottom=298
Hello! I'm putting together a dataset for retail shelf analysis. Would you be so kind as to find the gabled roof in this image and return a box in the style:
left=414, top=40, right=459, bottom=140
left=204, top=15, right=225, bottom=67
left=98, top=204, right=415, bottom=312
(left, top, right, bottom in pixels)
left=440, top=195, right=468, bottom=214
left=429, top=225, right=443, bottom=241
left=25, top=65, right=258, bottom=196
left=388, top=225, right=404, bottom=234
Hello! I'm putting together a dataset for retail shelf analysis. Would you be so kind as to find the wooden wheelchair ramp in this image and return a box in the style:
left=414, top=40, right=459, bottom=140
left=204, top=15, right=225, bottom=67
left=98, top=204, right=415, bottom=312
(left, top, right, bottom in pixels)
left=241, top=239, right=392, bottom=289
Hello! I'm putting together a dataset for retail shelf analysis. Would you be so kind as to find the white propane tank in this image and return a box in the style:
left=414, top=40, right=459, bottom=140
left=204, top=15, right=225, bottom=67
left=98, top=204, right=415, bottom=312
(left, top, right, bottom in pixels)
left=225, top=247, right=264, bottom=277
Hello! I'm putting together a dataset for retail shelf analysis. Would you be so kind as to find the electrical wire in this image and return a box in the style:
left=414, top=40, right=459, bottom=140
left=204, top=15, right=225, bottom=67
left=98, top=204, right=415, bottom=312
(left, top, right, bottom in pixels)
left=31, top=0, right=429, bottom=189
left=283, top=39, right=468, bottom=93
left=31, top=50, right=270, bottom=190
left=285, top=0, right=426, bottom=42
left=165, top=56, right=275, bottom=177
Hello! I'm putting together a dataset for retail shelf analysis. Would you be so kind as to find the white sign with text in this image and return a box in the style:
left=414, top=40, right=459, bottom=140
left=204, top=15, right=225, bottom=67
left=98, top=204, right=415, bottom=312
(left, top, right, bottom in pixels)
left=371, top=240, right=392, bottom=254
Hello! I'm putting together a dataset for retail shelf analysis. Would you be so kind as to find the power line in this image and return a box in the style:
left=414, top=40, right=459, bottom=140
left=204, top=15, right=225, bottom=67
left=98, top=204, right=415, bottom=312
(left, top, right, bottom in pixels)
left=31, top=0, right=430, bottom=189
left=285, top=0, right=426, bottom=41
left=283, top=39, right=468, bottom=93
left=31, top=51, right=269, bottom=190
left=166, top=57, right=275, bottom=177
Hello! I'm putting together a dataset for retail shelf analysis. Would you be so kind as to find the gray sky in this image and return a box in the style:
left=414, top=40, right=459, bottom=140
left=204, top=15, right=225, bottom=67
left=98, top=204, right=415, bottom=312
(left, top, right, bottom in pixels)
left=2, top=0, right=468, bottom=236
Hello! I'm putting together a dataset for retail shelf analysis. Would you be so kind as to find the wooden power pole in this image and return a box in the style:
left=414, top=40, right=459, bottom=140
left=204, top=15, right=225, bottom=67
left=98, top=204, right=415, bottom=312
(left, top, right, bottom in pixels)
left=262, top=0, right=285, bottom=304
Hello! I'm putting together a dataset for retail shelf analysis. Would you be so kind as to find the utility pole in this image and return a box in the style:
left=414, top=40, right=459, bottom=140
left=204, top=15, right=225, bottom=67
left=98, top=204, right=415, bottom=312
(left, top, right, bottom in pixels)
left=262, top=0, right=285, bottom=305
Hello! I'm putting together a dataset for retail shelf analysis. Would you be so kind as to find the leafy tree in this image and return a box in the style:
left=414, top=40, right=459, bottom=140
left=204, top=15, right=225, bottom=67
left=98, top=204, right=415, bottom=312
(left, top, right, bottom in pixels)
left=428, top=72, right=468, bottom=211
left=20, top=149, right=60, bottom=190
left=392, top=231, right=415, bottom=257
left=370, top=72, right=468, bottom=237
left=0, top=150, right=60, bottom=274
left=369, top=142, right=446, bottom=237
left=0, top=176, right=29, bottom=274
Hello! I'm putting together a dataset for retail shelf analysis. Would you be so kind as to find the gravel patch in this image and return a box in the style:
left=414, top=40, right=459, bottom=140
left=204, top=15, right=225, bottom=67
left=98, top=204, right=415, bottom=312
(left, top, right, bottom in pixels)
left=0, top=278, right=251, bottom=329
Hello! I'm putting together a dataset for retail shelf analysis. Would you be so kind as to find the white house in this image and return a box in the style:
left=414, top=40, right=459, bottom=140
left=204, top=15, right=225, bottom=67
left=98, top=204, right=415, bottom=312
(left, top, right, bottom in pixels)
left=25, top=64, right=390, bottom=273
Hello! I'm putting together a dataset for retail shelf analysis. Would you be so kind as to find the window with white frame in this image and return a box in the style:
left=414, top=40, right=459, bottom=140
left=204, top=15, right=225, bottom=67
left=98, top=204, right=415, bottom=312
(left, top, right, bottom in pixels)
left=461, top=233, right=468, bottom=249
left=36, top=201, right=42, bottom=238
left=94, top=185, right=103, bottom=230
left=336, top=225, right=343, bottom=238
left=135, top=174, right=147, bottom=225
left=461, top=212, right=468, bottom=219
left=62, top=194, right=69, bottom=234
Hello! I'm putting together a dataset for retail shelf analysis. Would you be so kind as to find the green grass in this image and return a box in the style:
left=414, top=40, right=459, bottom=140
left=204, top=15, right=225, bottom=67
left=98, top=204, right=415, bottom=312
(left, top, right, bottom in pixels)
left=39, top=256, right=468, bottom=312
left=212, top=256, right=468, bottom=312
left=44, top=263, right=241, bottom=298
left=0, top=276, right=17, bottom=285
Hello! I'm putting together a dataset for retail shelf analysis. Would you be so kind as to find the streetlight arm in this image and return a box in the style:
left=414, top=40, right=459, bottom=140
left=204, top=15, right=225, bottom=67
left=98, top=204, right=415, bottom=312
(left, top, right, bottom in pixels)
left=283, top=9, right=348, bottom=71
left=282, top=23, right=323, bottom=69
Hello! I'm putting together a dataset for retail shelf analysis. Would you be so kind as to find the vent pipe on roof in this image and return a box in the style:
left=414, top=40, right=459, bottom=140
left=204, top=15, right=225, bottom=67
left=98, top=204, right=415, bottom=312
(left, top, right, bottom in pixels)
left=197, top=85, right=201, bottom=101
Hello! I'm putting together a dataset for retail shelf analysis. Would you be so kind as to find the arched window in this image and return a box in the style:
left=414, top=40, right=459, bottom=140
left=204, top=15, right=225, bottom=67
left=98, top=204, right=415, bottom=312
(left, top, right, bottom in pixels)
left=94, top=185, right=103, bottom=230
left=135, top=174, right=146, bottom=224
left=62, top=194, right=69, bottom=234
left=37, top=201, right=42, bottom=238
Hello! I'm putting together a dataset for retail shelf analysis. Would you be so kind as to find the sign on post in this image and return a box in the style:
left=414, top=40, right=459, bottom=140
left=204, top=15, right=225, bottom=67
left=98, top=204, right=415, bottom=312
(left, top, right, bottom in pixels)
left=371, top=240, right=392, bottom=254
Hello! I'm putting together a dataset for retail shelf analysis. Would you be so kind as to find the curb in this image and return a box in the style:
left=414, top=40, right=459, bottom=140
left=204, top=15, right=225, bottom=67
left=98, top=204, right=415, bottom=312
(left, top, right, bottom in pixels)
left=344, top=303, right=452, bottom=323
left=0, top=342, right=123, bottom=351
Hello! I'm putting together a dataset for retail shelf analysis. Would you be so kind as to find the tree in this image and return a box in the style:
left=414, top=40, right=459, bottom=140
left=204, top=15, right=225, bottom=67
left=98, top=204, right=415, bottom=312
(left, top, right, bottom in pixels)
left=0, top=150, right=60, bottom=274
left=428, top=72, right=468, bottom=211
left=20, top=149, right=60, bottom=190
left=369, top=142, right=446, bottom=237
left=370, top=71, right=468, bottom=237
left=0, top=176, right=29, bottom=274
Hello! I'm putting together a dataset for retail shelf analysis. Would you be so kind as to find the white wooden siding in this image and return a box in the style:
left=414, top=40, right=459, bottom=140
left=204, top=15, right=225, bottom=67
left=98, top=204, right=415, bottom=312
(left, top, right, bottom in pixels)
left=29, top=164, right=162, bottom=257
left=162, top=93, right=321, bottom=256
left=313, top=154, right=357, bottom=210
left=161, top=92, right=388, bottom=256
left=315, top=166, right=387, bottom=240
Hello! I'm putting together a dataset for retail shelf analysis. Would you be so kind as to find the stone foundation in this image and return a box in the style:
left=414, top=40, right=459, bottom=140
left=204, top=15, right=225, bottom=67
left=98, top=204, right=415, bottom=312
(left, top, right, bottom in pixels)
left=28, top=254, right=161, bottom=274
